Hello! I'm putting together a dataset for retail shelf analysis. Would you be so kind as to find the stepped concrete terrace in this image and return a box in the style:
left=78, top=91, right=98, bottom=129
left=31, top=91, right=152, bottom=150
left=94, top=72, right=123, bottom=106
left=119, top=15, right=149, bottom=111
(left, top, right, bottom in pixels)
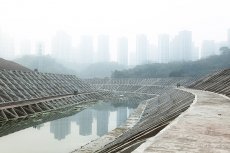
left=133, top=88, right=230, bottom=153
left=1, top=67, right=229, bottom=153
left=189, top=69, right=230, bottom=97
left=0, top=70, right=110, bottom=122
left=72, top=78, right=196, bottom=153
left=131, top=69, right=230, bottom=152
left=73, top=71, right=229, bottom=153
left=0, top=58, right=32, bottom=72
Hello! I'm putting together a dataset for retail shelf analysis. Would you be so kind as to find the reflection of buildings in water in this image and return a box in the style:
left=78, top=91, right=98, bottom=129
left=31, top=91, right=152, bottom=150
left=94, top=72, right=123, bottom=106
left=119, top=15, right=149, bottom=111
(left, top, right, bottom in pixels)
left=96, top=110, right=109, bottom=136
left=75, top=109, right=93, bottom=136
left=50, top=118, right=71, bottom=140
left=33, top=123, right=44, bottom=130
left=117, top=107, right=127, bottom=127
left=128, top=108, right=134, bottom=116
left=92, top=109, right=97, bottom=120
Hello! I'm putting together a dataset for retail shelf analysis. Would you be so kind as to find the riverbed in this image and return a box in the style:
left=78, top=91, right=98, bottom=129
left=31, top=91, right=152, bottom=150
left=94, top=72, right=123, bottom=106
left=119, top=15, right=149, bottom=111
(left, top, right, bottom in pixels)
left=0, top=101, right=139, bottom=153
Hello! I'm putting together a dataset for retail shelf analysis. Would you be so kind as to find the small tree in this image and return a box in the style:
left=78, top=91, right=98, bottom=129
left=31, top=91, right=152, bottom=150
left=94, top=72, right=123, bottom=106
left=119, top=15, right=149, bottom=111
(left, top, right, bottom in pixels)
left=220, top=46, right=230, bottom=55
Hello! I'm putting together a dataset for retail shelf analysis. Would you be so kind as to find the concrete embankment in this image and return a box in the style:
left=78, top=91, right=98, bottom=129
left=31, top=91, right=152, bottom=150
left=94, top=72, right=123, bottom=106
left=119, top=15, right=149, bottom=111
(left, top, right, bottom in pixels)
left=71, top=88, right=194, bottom=153
left=133, top=88, right=230, bottom=153
left=71, top=99, right=150, bottom=153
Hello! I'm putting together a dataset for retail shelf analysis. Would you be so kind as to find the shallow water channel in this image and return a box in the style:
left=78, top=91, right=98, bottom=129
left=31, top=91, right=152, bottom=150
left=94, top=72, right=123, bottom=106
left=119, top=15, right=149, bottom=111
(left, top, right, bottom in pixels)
left=0, top=101, right=139, bottom=153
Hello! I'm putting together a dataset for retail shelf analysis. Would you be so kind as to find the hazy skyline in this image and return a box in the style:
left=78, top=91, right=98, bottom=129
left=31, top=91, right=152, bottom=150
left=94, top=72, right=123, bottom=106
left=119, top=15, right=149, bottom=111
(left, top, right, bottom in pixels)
left=0, top=0, right=230, bottom=61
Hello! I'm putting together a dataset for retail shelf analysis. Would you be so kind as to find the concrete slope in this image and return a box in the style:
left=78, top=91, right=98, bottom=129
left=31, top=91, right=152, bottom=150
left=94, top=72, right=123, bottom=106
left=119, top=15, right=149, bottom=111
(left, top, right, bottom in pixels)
left=133, top=88, right=230, bottom=153
left=0, top=58, right=31, bottom=72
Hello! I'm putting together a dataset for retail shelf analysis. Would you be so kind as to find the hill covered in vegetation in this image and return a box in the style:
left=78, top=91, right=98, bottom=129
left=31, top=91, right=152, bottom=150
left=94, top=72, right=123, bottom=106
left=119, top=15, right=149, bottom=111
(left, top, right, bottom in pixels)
left=112, top=49, right=230, bottom=78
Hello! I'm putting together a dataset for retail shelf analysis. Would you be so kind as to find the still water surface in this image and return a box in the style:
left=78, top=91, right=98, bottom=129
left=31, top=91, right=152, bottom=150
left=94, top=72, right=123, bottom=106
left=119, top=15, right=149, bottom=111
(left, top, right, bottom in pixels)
left=0, top=101, right=137, bottom=153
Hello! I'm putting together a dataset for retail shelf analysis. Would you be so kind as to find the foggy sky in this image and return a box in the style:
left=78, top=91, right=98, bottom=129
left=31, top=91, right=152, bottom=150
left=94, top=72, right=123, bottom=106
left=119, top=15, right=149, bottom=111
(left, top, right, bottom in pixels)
left=0, top=0, right=230, bottom=58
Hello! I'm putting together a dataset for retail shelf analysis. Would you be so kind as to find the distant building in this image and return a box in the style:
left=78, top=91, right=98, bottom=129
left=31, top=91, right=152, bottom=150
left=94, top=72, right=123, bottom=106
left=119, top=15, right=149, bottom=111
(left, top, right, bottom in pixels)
left=147, top=44, right=158, bottom=63
left=158, top=34, right=170, bottom=63
left=117, top=37, right=128, bottom=66
left=36, top=42, right=45, bottom=56
left=97, top=35, right=110, bottom=63
left=170, top=36, right=178, bottom=61
left=79, top=35, right=94, bottom=64
left=50, top=118, right=71, bottom=140
left=0, top=30, right=15, bottom=60
left=76, top=109, right=93, bottom=136
left=192, top=44, right=200, bottom=61
left=201, top=40, right=216, bottom=58
left=97, top=110, right=109, bottom=136
left=117, top=107, right=127, bottom=126
left=136, top=34, right=148, bottom=65
left=170, top=30, right=192, bottom=61
left=179, top=30, right=192, bottom=61
left=34, top=42, right=45, bottom=70
left=129, top=52, right=136, bottom=66
left=20, top=40, right=32, bottom=55
left=147, top=44, right=154, bottom=62
left=52, top=31, right=73, bottom=62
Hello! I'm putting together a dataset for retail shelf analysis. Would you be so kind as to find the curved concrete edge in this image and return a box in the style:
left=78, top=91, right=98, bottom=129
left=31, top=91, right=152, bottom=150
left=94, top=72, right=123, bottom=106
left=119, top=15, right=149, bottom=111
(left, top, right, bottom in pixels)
left=133, top=88, right=230, bottom=153
left=199, top=89, right=230, bottom=101
left=132, top=88, right=197, bottom=153
left=70, top=98, right=153, bottom=153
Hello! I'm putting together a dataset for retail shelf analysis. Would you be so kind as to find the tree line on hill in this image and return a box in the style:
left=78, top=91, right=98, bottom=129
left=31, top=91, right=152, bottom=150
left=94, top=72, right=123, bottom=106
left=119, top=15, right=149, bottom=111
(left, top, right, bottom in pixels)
left=112, top=47, right=230, bottom=78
